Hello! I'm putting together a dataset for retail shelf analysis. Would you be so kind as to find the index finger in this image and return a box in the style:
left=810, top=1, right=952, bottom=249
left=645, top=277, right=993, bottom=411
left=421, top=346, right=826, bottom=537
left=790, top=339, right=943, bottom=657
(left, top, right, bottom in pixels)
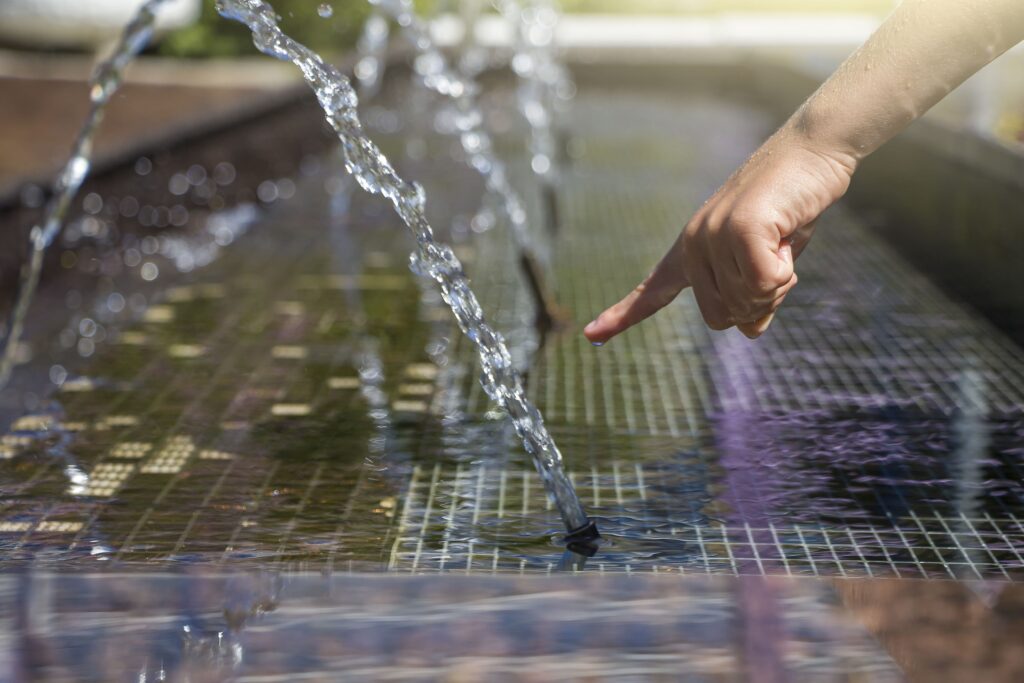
left=583, top=236, right=690, bottom=344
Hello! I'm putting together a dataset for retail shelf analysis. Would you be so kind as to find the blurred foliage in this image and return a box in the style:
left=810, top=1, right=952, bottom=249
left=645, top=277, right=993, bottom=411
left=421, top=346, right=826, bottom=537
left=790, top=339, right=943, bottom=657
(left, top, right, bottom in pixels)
left=160, top=0, right=892, bottom=58
left=160, top=0, right=434, bottom=59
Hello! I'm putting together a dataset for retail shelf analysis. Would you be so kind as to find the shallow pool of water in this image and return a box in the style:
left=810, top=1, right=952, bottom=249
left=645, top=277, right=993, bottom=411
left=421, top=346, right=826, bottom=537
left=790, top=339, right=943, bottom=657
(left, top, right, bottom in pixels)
left=1, top=87, right=1024, bottom=587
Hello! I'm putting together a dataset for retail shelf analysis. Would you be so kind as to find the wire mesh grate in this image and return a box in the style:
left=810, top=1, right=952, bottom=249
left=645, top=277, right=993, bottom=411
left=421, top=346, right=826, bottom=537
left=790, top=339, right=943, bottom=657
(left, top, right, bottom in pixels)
left=0, top=89, right=1023, bottom=579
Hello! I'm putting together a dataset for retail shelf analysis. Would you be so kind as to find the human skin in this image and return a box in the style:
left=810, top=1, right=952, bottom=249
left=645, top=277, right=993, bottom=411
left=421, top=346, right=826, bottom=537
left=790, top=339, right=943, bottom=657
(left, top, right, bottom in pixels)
left=583, top=0, right=1024, bottom=343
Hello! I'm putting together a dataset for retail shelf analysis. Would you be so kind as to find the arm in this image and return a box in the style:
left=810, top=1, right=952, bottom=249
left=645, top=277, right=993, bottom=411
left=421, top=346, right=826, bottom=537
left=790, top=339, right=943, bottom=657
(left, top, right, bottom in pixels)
left=584, top=0, right=1024, bottom=343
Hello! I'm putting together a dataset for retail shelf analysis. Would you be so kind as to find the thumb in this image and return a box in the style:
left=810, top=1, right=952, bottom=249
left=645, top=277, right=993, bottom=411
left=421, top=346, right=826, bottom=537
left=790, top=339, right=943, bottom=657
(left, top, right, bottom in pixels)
left=737, top=312, right=775, bottom=339
left=777, top=239, right=794, bottom=281
left=584, top=239, right=689, bottom=345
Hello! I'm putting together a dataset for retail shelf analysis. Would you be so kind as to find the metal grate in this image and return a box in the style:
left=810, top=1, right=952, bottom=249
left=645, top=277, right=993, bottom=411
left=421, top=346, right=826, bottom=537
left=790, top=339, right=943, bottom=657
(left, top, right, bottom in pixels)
left=1, top=89, right=1023, bottom=579
left=385, top=459, right=1024, bottom=579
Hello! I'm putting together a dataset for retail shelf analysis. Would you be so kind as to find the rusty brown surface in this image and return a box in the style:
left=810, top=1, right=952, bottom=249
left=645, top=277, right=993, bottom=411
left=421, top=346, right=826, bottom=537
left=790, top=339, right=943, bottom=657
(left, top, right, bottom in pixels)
left=837, top=579, right=1024, bottom=683
left=0, top=76, right=267, bottom=193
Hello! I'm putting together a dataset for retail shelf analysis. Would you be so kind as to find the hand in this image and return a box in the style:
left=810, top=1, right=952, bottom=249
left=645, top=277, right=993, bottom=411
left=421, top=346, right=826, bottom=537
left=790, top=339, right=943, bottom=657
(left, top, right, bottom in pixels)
left=583, top=130, right=856, bottom=342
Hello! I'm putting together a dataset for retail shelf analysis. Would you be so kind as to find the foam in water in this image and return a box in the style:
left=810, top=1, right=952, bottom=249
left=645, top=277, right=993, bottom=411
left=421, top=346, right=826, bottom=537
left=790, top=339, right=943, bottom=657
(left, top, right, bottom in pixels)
left=216, top=0, right=592, bottom=535
left=0, top=0, right=168, bottom=388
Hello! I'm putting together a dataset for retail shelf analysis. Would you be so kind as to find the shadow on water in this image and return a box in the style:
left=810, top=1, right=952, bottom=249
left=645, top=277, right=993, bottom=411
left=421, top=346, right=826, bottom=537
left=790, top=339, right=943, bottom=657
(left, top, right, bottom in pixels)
left=520, top=249, right=572, bottom=342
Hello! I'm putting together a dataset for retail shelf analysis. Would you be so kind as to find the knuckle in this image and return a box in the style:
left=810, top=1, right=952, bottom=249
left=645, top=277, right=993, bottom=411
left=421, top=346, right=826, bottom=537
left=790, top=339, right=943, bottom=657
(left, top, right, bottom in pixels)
left=743, top=268, right=779, bottom=296
left=726, top=200, right=777, bottom=235
left=727, top=210, right=760, bottom=234
left=682, top=220, right=704, bottom=248
left=636, top=277, right=678, bottom=310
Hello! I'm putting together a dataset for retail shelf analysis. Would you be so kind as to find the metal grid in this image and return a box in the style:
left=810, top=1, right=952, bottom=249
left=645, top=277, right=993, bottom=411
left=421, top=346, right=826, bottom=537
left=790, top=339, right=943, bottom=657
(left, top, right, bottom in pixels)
left=426, top=90, right=1024, bottom=576
left=1, top=88, right=1024, bottom=580
left=462, top=92, right=1024, bottom=426
left=386, top=458, right=1024, bottom=579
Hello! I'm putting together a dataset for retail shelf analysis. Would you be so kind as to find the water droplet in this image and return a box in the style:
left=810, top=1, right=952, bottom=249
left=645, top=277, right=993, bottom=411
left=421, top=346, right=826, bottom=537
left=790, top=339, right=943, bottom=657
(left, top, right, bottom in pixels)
left=77, top=338, right=95, bottom=358
left=277, top=178, right=297, bottom=200
left=214, top=162, right=237, bottom=186
left=186, top=164, right=208, bottom=186
left=123, top=248, right=142, bottom=267
left=107, top=292, right=126, bottom=313
left=120, top=196, right=140, bottom=217
left=169, top=173, right=190, bottom=196
left=49, top=365, right=67, bottom=385
left=531, top=154, right=552, bottom=176
left=317, top=3, right=333, bottom=18
left=257, top=180, right=279, bottom=203
left=82, top=192, right=103, bottom=215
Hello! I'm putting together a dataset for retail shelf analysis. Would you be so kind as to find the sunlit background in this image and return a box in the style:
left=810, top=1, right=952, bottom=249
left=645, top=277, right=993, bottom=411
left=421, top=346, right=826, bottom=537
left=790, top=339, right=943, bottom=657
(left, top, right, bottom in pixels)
left=1, top=0, right=1020, bottom=159
left=1, top=1, right=900, bottom=57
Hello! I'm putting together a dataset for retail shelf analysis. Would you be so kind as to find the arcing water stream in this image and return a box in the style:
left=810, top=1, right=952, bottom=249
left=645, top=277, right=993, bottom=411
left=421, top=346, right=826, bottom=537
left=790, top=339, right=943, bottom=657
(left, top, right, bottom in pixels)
left=497, top=0, right=573, bottom=231
left=370, top=0, right=563, bottom=332
left=0, top=0, right=168, bottom=388
left=216, top=0, right=593, bottom=537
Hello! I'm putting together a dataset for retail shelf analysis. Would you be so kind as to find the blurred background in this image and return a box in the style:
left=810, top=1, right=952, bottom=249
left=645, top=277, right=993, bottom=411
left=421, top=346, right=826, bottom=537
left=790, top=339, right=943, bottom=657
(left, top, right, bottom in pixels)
left=0, top=1, right=909, bottom=192
left=0, top=0, right=1021, bottom=227
left=0, top=1, right=900, bottom=57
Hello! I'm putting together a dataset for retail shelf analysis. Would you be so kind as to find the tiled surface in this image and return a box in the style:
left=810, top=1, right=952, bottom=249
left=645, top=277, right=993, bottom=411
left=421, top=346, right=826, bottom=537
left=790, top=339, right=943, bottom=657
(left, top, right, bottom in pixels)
left=0, top=88, right=1023, bottom=579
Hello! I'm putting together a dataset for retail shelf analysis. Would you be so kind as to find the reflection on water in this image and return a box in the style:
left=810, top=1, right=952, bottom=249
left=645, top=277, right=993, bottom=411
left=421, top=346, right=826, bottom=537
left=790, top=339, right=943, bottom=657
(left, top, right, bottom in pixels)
left=10, top=569, right=1024, bottom=681
left=1, top=89, right=1024, bottom=581
left=6, top=571, right=925, bottom=682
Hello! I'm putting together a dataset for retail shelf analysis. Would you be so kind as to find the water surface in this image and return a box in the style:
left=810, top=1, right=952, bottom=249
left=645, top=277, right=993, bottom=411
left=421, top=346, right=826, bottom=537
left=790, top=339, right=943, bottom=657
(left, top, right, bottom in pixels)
left=1, top=86, right=1023, bottom=579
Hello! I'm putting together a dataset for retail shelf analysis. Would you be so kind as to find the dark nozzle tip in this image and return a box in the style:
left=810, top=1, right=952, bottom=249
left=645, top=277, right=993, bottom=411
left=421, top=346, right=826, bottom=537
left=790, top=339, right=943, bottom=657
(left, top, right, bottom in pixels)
left=564, top=519, right=600, bottom=556
left=541, top=182, right=560, bottom=235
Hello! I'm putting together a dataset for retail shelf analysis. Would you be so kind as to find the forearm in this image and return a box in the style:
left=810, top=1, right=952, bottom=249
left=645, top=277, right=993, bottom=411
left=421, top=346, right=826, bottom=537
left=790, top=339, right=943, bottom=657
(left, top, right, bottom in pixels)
left=786, top=0, right=1024, bottom=169
left=586, top=0, right=1024, bottom=343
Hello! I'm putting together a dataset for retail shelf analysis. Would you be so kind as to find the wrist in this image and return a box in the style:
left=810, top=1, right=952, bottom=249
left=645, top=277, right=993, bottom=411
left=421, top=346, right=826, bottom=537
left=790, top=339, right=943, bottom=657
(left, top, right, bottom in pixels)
left=783, top=99, right=863, bottom=180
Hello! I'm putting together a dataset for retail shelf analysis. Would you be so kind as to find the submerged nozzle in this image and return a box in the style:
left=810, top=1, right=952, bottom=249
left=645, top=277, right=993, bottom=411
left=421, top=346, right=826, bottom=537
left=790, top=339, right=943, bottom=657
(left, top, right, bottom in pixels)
left=541, top=181, right=560, bottom=235
left=564, top=518, right=600, bottom=557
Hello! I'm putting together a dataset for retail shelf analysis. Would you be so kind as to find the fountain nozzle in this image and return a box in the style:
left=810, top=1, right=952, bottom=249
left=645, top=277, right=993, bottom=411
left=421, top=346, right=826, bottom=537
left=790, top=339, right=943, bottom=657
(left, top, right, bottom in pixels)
left=564, top=518, right=600, bottom=557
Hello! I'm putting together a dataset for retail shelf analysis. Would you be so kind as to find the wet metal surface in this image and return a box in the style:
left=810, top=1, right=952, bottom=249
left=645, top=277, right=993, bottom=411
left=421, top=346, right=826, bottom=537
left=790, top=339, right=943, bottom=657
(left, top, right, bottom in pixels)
left=1, top=88, right=1024, bottom=581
